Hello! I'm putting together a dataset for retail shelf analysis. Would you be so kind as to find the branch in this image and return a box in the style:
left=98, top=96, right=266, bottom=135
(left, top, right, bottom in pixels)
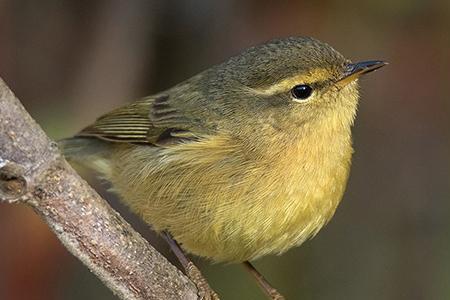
left=0, top=78, right=198, bottom=300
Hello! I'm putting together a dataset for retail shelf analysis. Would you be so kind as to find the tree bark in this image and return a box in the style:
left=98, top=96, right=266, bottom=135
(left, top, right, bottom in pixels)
left=0, top=77, right=199, bottom=300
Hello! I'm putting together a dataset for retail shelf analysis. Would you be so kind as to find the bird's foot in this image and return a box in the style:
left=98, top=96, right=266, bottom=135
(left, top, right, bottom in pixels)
left=243, top=261, right=286, bottom=300
left=267, top=288, right=285, bottom=300
left=162, top=232, right=220, bottom=299
left=186, top=261, right=220, bottom=300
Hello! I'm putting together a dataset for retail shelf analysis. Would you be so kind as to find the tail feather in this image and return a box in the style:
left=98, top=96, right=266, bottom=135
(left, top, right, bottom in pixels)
left=59, top=137, right=112, bottom=177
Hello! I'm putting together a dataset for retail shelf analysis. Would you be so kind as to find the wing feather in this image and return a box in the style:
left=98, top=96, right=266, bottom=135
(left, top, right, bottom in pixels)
left=77, top=95, right=191, bottom=144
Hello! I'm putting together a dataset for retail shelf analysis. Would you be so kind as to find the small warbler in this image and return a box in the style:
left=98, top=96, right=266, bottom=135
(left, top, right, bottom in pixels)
left=62, top=36, right=386, bottom=299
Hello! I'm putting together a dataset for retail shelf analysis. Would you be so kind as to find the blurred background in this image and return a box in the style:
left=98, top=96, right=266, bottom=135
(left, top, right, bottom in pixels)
left=0, top=0, right=449, bottom=299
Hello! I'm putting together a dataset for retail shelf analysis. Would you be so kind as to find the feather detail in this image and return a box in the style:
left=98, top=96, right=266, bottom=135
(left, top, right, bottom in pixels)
left=77, top=95, right=194, bottom=145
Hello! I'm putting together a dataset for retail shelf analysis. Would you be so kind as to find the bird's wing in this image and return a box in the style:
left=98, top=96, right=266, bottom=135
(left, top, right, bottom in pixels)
left=77, top=94, right=206, bottom=146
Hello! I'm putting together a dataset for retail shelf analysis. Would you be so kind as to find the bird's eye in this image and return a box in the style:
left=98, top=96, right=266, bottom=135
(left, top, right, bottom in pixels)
left=291, top=84, right=313, bottom=101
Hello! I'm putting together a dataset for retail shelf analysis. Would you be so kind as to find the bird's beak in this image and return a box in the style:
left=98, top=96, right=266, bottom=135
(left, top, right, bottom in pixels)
left=336, top=60, right=387, bottom=87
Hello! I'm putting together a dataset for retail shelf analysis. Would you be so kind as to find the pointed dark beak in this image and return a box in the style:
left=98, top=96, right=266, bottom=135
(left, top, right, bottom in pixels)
left=336, top=60, right=388, bottom=87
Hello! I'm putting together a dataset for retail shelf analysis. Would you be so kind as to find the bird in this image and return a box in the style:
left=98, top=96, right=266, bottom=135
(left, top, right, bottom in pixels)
left=61, top=36, right=386, bottom=299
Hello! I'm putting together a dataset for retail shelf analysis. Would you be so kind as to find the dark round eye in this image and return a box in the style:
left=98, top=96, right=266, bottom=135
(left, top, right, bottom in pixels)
left=291, top=84, right=313, bottom=101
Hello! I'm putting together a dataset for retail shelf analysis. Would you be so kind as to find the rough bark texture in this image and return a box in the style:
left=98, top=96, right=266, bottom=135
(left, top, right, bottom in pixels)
left=0, top=77, right=199, bottom=300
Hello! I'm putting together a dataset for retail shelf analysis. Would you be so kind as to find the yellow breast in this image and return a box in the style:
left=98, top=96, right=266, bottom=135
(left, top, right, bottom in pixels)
left=109, top=122, right=353, bottom=263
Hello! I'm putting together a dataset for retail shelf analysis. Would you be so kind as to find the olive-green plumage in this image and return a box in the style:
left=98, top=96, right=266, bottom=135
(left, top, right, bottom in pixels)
left=61, top=37, right=385, bottom=263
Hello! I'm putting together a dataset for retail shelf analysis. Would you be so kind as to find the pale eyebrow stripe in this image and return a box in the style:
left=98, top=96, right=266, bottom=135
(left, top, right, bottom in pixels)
left=251, top=68, right=330, bottom=96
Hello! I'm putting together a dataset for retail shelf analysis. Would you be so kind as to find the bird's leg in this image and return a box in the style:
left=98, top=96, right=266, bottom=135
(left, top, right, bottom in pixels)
left=243, top=261, right=285, bottom=300
left=162, top=231, right=220, bottom=300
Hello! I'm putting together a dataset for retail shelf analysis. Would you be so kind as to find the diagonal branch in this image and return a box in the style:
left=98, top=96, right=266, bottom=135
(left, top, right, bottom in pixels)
left=0, top=77, right=198, bottom=300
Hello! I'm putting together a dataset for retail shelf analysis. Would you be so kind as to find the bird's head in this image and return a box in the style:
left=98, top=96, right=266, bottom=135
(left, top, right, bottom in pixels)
left=203, top=37, right=386, bottom=136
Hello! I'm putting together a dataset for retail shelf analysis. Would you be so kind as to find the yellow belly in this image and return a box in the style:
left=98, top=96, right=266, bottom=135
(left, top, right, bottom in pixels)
left=109, top=133, right=352, bottom=263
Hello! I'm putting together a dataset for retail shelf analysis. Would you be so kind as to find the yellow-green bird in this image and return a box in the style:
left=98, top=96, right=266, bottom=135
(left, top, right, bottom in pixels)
left=61, top=36, right=386, bottom=299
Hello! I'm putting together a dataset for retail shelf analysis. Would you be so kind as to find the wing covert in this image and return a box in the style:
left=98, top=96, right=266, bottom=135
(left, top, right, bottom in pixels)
left=77, top=94, right=193, bottom=145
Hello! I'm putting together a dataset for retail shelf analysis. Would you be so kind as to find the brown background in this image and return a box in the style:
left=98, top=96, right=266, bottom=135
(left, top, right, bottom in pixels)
left=0, top=1, right=449, bottom=299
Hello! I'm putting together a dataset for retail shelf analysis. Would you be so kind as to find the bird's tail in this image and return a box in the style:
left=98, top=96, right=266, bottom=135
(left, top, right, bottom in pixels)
left=59, top=137, right=113, bottom=177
